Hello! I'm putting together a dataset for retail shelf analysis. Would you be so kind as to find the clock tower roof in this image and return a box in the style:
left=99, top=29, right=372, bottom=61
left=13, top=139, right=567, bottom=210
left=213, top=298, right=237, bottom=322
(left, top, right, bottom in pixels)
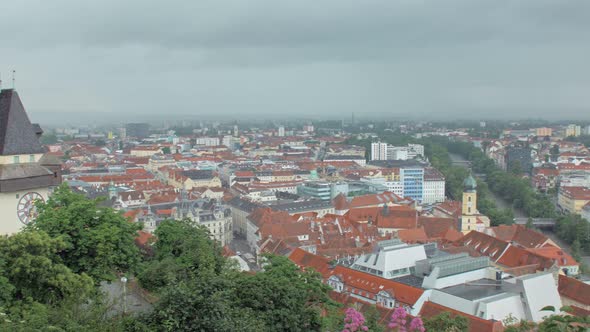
left=0, top=89, right=45, bottom=155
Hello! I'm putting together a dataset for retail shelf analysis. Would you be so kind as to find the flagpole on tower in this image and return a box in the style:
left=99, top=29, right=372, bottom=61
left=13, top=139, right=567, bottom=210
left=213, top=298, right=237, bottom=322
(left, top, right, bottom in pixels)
left=12, top=70, right=15, bottom=89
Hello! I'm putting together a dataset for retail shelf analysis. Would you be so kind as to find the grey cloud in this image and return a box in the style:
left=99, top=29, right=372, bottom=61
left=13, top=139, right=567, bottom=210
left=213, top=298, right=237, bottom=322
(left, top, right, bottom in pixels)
left=1, top=0, right=590, bottom=123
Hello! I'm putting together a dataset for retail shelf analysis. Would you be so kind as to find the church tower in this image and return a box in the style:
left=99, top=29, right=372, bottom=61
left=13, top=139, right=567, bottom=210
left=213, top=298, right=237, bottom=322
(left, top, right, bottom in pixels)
left=0, top=89, right=61, bottom=234
left=460, top=174, right=478, bottom=233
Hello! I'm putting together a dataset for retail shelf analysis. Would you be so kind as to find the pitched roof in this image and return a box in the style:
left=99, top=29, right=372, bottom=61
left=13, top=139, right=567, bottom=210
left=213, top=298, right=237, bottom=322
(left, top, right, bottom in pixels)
left=374, top=205, right=418, bottom=229
left=527, top=245, right=578, bottom=268
left=397, top=227, right=429, bottom=243
left=496, top=245, right=554, bottom=270
left=288, top=247, right=332, bottom=278
left=419, top=301, right=504, bottom=332
left=0, top=89, right=45, bottom=155
left=418, top=216, right=458, bottom=239
left=454, top=231, right=510, bottom=261
left=333, top=193, right=350, bottom=211
left=558, top=274, right=590, bottom=306
left=489, top=225, right=549, bottom=248
left=331, top=265, right=424, bottom=306
left=349, top=191, right=405, bottom=208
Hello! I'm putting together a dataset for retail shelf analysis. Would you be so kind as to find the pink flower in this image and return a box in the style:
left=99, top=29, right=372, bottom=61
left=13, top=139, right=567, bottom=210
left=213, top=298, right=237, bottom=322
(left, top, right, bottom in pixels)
left=342, top=308, right=368, bottom=332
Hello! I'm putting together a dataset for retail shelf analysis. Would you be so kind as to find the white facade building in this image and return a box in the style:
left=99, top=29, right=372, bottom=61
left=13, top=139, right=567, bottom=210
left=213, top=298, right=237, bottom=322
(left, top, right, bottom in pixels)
left=429, top=272, right=563, bottom=323
left=423, top=167, right=446, bottom=204
left=351, top=239, right=427, bottom=279
left=408, top=144, right=424, bottom=158
left=195, top=136, right=220, bottom=146
left=278, top=126, right=285, bottom=137
left=371, top=142, right=388, bottom=161
left=373, top=143, right=425, bottom=161
left=388, top=147, right=408, bottom=160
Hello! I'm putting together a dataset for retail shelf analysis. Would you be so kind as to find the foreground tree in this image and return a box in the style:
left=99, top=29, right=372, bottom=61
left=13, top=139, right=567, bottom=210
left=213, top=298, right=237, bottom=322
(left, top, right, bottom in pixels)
left=29, top=184, right=141, bottom=282
left=388, top=307, right=425, bottom=332
left=138, top=218, right=334, bottom=331
left=423, top=312, right=469, bottom=332
left=0, top=231, right=94, bottom=304
left=233, top=255, right=332, bottom=331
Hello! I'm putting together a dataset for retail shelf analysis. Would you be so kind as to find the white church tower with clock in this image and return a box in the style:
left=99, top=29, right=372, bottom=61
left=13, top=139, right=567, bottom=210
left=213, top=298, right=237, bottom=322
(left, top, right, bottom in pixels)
left=0, top=88, right=61, bottom=234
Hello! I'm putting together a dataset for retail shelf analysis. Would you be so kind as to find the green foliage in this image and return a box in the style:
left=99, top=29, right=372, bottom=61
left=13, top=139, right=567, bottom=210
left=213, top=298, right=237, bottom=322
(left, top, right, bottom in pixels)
left=537, top=313, right=590, bottom=332
left=233, top=255, right=331, bottom=331
left=504, top=319, right=536, bottom=332
left=423, top=312, right=469, bottom=332
left=137, top=219, right=225, bottom=292
left=0, top=295, right=135, bottom=332
left=29, top=184, right=142, bottom=282
left=556, top=214, right=590, bottom=255
left=363, top=305, right=384, bottom=332
left=138, top=220, right=333, bottom=331
left=570, top=240, right=582, bottom=262
left=422, top=139, right=515, bottom=226
left=143, top=277, right=267, bottom=332
left=0, top=231, right=94, bottom=304
left=427, top=138, right=557, bottom=220
left=161, top=147, right=171, bottom=154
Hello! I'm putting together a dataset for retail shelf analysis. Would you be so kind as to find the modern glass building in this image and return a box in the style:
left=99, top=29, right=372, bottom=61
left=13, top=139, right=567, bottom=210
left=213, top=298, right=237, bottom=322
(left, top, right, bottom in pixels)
left=401, top=167, right=424, bottom=202
left=297, top=181, right=332, bottom=201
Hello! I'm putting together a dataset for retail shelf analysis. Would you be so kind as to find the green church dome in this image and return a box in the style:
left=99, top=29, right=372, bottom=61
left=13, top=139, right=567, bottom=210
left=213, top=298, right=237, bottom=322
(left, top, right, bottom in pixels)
left=463, top=174, right=477, bottom=191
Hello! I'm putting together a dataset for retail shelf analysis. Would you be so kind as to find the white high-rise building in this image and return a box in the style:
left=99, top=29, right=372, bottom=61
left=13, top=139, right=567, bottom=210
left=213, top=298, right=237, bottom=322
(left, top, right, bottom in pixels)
left=387, top=146, right=408, bottom=160
left=196, top=137, right=220, bottom=146
left=408, top=144, right=424, bottom=158
left=371, top=142, right=388, bottom=161
left=278, top=126, right=285, bottom=137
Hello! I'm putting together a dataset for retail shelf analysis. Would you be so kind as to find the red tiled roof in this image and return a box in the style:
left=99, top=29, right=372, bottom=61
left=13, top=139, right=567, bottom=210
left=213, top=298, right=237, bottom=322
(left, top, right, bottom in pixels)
left=235, top=171, right=255, bottom=177
left=397, top=227, right=429, bottom=243
left=558, top=274, right=590, bottom=306
left=349, top=192, right=405, bottom=208
left=496, top=245, right=554, bottom=270
left=375, top=206, right=418, bottom=229
left=455, top=231, right=509, bottom=262
left=135, top=231, right=154, bottom=247
left=418, top=216, right=458, bottom=239
left=419, top=301, right=504, bottom=332
left=331, top=266, right=423, bottom=306
left=333, top=193, right=350, bottom=211
left=527, top=245, right=578, bottom=267
left=560, top=186, right=590, bottom=200
left=489, top=225, right=549, bottom=249
left=156, top=209, right=174, bottom=216
left=288, top=248, right=332, bottom=278
left=434, top=200, right=462, bottom=218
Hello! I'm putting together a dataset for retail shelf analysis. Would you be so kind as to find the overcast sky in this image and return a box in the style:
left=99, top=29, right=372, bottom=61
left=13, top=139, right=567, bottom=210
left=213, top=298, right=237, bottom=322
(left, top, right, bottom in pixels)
left=2, top=0, right=590, bottom=124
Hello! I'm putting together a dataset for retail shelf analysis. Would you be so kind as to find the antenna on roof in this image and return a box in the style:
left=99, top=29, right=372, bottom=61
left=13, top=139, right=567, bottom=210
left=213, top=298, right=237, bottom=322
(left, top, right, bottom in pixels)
left=12, top=70, right=15, bottom=89
left=0, top=72, right=2, bottom=89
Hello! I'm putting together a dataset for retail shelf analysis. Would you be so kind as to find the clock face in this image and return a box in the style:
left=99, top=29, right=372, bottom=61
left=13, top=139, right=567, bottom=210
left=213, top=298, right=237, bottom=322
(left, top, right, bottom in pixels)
left=17, top=192, right=45, bottom=225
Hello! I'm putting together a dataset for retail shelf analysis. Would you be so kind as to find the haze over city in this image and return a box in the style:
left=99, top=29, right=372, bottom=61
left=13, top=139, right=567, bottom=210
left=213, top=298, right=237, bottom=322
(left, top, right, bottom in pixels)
left=2, top=0, right=590, bottom=124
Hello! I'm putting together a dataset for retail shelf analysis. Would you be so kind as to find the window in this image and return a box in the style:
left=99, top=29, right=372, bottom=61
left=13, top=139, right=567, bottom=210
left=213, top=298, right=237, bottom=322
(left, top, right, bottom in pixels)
left=468, top=196, right=472, bottom=202
left=29, top=155, right=35, bottom=162
left=468, top=207, right=471, bottom=213
left=13, top=156, right=20, bottom=163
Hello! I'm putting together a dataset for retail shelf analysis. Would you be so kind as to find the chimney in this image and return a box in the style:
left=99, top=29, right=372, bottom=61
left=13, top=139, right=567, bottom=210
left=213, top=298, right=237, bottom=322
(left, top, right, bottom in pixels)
left=495, top=271, right=502, bottom=290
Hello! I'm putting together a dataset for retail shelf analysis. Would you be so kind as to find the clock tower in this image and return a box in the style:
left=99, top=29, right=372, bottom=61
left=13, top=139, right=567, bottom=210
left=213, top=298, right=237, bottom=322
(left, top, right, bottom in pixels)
left=460, top=174, right=482, bottom=233
left=0, top=88, right=61, bottom=234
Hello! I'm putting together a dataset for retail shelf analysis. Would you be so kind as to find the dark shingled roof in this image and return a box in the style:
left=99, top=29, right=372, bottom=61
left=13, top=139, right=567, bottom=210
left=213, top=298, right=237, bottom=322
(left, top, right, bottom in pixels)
left=0, top=89, right=45, bottom=155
